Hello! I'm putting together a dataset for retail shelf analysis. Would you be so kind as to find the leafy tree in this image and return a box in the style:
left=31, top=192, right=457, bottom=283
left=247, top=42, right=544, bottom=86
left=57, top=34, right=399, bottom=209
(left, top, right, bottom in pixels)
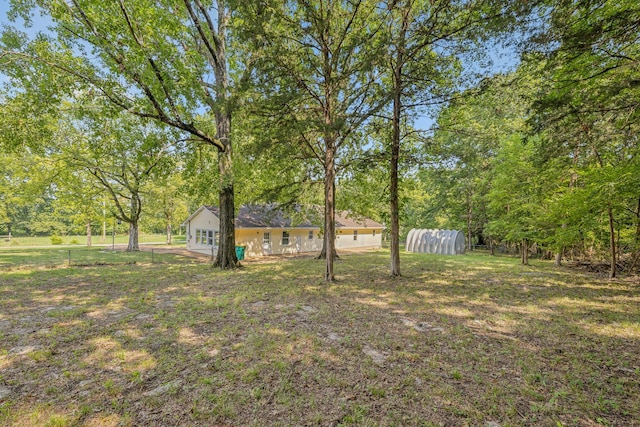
left=54, top=108, right=178, bottom=251
left=530, top=0, right=640, bottom=277
left=143, top=171, right=189, bottom=244
left=1, top=0, right=241, bottom=267
left=49, top=170, right=105, bottom=246
left=0, top=144, right=72, bottom=236
left=426, top=70, right=538, bottom=253
left=486, top=134, right=545, bottom=264
left=240, top=0, right=386, bottom=281
left=377, top=0, right=538, bottom=275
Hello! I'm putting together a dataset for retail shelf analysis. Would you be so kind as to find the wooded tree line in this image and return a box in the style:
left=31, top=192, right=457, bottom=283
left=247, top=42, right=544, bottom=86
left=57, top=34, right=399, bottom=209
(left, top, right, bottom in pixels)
left=1, top=0, right=638, bottom=279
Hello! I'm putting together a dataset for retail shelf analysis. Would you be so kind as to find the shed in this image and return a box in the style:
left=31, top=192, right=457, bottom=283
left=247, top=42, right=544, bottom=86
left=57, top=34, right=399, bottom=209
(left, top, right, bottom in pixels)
left=405, top=229, right=465, bottom=255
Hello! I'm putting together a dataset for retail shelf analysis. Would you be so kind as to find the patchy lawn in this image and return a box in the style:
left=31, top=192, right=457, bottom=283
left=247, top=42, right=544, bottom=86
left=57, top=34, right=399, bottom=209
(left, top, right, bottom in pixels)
left=0, top=251, right=638, bottom=426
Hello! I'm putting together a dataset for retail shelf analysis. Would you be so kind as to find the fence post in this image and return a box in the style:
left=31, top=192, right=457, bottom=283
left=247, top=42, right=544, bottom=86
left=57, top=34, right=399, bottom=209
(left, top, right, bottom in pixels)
left=152, top=249, right=155, bottom=264
left=212, top=245, right=214, bottom=262
left=68, top=250, right=71, bottom=266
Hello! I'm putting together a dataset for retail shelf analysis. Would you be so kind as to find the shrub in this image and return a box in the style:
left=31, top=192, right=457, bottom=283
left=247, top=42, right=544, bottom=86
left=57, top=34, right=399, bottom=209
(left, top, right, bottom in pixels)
left=50, top=235, right=63, bottom=245
left=70, top=239, right=80, bottom=245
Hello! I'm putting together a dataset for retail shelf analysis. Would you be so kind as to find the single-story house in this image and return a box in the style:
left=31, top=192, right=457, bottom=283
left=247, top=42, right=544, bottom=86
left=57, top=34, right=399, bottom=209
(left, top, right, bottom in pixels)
left=183, top=204, right=384, bottom=258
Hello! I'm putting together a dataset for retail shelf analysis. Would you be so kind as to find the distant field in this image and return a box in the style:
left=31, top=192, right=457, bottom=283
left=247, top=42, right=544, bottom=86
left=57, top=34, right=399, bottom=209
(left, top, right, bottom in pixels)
left=0, top=233, right=186, bottom=248
left=0, top=251, right=638, bottom=426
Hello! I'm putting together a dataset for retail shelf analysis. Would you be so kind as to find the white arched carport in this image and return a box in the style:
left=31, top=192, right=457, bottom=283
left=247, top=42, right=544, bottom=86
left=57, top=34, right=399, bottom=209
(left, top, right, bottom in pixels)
left=405, top=229, right=465, bottom=255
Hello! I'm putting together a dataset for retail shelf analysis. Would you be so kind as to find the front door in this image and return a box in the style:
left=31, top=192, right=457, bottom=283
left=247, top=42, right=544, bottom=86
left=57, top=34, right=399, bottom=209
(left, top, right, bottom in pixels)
left=262, top=232, right=272, bottom=255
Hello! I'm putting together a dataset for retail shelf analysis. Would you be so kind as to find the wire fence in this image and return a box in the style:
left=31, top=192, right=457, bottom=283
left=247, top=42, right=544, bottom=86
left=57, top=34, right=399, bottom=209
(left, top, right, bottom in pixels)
left=0, top=247, right=201, bottom=270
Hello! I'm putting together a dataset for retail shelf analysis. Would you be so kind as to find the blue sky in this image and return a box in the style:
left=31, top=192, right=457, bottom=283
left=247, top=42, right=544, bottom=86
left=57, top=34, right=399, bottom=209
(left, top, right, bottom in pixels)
left=0, top=1, right=52, bottom=86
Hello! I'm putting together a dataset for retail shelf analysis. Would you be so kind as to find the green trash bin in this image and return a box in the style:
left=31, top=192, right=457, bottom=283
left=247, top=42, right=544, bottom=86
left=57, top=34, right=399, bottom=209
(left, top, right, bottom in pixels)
left=235, top=245, right=245, bottom=261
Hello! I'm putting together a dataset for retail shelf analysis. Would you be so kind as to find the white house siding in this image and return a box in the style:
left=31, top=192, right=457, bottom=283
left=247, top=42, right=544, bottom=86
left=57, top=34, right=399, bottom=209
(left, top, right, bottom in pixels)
left=237, top=228, right=322, bottom=257
left=185, top=207, right=220, bottom=256
left=335, top=228, right=382, bottom=250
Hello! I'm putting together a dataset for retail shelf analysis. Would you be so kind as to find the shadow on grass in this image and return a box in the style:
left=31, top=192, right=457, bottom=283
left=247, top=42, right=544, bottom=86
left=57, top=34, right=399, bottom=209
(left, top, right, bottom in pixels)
left=0, top=251, right=638, bottom=426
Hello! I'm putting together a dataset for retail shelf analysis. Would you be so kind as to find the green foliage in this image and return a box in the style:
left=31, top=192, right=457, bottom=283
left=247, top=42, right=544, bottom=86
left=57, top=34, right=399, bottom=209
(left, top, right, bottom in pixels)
left=417, top=70, right=538, bottom=245
left=486, top=134, right=542, bottom=244
left=527, top=0, right=640, bottom=269
left=1, top=0, right=638, bottom=272
left=49, top=235, right=63, bottom=245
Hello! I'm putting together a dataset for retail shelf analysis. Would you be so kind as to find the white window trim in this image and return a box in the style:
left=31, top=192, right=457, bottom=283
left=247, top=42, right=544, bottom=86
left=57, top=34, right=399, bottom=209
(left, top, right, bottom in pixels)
left=195, top=228, right=217, bottom=246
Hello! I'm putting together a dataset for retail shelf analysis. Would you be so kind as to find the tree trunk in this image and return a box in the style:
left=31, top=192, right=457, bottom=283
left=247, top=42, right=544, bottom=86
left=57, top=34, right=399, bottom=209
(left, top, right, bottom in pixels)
left=317, top=237, right=339, bottom=259
left=631, top=196, right=640, bottom=271
left=317, top=184, right=339, bottom=261
left=635, top=196, right=640, bottom=248
left=324, top=139, right=336, bottom=282
left=466, top=190, right=472, bottom=252
left=390, top=65, right=402, bottom=277
left=127, top=221, right=139, bottom=251
left=86, top=221, right=92, bottom=247
left=554, top=250, right=562, bottom=267
left=125, top=193, right=141, bottom=252
left=607, top=203, right=616, bottom=279
left=388, top=3, right=413, bottom=277
left=166, top=221, right=172, bottom=245
left=521, top=239, right=529, bottom=265
left=555, top=225, right=566, bottom=267
left=213, top=126, right=239, bottom=269
left=210, top=1, right=237, bottom=269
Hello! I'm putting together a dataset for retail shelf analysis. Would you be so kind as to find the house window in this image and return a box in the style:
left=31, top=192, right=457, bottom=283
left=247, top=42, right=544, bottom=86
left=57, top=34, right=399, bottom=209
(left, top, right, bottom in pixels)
left=263, top=232, right=271, bottom=245
left=373, top=230, right=376, bottom=237
left=354, top=230, right=358, bottom=241
left=214, top=231, right=220, bottom=246
left=196, top=229, right=216, bottom=246
left=308, top=230, right=313, bottom=240
left=282, top=231, right=290, bottom=245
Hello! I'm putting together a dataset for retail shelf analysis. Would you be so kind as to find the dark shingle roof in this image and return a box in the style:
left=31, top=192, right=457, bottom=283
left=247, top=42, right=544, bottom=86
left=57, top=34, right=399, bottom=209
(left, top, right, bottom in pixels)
left=205, top=204, right=318, bottom=228
left=201, top=205, right=384, bottom=229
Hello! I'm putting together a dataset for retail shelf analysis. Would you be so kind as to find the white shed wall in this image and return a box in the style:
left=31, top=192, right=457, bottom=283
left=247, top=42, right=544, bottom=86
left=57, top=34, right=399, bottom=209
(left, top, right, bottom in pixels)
left=185, top=208, right=220, bottom=256
left=335, top=229, right=382, bottom=250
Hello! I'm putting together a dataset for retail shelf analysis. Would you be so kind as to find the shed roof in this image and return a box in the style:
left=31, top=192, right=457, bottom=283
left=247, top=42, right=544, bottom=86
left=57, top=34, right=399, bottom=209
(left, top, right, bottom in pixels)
left=335, top=210, right=384, bottom=229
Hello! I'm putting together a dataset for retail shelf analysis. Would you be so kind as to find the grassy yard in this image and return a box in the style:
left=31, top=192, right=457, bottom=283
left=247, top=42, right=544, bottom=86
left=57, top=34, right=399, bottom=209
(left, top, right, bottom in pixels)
left=0, top=246, right=195, bottom=270
left=0, top=250, right=638, bottom=426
